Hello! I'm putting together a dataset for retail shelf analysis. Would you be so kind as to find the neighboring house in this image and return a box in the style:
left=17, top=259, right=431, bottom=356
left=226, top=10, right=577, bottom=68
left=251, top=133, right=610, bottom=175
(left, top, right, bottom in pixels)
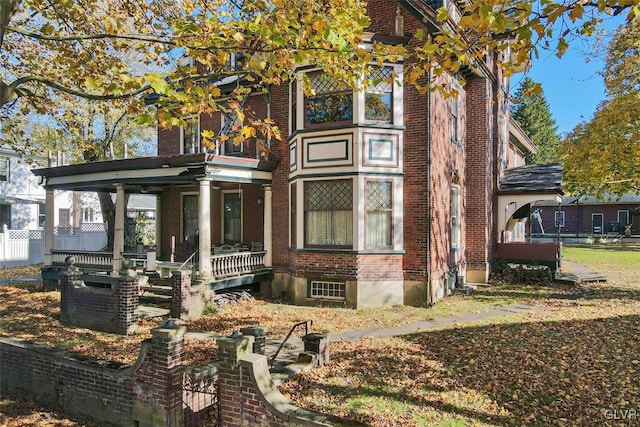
left=532, top=194, right=640, bottom=236
left=33, top=0, right=561, bottom=307
left=0, top=147, right=45, bottom=230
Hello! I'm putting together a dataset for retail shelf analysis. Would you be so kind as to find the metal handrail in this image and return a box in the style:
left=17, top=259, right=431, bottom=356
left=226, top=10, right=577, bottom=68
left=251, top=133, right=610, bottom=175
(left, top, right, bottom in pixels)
left=269, top=320, right=313, bottom=367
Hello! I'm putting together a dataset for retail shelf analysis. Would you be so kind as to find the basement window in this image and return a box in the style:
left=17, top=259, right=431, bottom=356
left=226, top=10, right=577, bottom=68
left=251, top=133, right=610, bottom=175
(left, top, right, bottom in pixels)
left=309, top=280, right=346, bottom=300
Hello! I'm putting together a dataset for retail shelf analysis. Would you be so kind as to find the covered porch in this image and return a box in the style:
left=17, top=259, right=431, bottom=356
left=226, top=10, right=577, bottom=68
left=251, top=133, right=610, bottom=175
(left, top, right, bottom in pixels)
left=33, top=153, right=276, bottom=290
left=496, top=163, right=564, bottom=273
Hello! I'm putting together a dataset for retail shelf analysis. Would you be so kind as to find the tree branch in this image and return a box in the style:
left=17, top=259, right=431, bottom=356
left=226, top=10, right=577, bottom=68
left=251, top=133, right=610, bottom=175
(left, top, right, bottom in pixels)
left=2, top=24, right=178, bottom=45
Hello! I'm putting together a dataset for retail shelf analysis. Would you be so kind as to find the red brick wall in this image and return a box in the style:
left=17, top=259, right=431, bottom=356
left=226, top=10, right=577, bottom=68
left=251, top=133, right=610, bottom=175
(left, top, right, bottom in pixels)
left=464, top=75, right=493, bottom=274
left=427, top=74, right=468, bottom=284
left=270, top=84, right=291, bottom=270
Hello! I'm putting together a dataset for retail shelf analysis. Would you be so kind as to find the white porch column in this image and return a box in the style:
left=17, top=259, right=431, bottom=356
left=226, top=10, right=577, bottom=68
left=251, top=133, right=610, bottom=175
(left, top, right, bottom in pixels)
left=198, top=178, right=212, bottom=279
left=44, top=189, right=55, bottom=266
left=113, top=183, right=125, bottom=274
left=263, top=184, right=273, bottom=267
left=155, top=194, right=162, bottom=258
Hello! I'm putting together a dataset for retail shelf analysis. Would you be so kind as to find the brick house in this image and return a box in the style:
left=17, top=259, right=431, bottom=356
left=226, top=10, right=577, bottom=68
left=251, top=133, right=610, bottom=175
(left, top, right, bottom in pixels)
left=33, top=0, right=562, bottom=308
left=532, top=194, right=640, bottom=236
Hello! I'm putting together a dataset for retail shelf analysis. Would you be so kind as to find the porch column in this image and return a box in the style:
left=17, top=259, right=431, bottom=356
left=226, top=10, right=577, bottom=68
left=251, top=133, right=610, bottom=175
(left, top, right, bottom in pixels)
left=155, top=194, right=162, bottom=258
left=198, top=178, right=212, bottom=279
left=263, top=184, right=272, bottom=267
left=44, top=189, right=55, bottom=266
left=113, top=183, right=125, bottom=274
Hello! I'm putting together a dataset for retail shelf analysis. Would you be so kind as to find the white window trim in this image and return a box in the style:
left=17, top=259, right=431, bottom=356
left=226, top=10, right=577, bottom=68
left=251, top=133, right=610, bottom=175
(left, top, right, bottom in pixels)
left=555, top=210, right=565, bottom=228
left=218, top=113, right=244, bottom=155
left=180, top=116, right=200, bottom=154
left=618, top=210, right=630, bottom=225
left=0, top=157, right=10, bottom=182
left=450, top=184, right=461, bottom=250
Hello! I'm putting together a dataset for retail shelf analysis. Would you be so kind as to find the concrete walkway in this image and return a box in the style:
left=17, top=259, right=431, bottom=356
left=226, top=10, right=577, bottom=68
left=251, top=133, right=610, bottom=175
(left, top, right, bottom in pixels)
left=266, top=303, right=536, bottom=368
left=556, top=260, right=607, bottom=283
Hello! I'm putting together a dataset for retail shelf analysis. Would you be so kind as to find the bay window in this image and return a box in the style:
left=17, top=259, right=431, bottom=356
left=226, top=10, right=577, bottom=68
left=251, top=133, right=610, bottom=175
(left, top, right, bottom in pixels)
left=365, top=67, right=393, bottom=123
left=305, top=180, right=353, bottom=247
left=305, top=71, right=353, bottom=126
left=366, top=181, right=393, bottom=247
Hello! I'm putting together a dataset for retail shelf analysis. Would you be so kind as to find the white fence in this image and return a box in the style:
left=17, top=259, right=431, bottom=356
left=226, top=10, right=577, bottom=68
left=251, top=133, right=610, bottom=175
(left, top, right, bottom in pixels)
left=0, top=223, right=108, bottom=269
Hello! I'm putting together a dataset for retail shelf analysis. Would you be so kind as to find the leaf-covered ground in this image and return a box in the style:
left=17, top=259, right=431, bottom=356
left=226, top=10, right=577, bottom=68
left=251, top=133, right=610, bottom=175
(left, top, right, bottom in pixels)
left=280, top=247, right=640, bottom=426
left=2, top=247, right=639, bottom=426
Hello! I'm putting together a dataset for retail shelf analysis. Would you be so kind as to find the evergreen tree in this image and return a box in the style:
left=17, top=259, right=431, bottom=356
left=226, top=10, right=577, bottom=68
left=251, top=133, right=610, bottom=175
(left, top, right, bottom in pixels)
left=511, top=78, right=560, bottom=164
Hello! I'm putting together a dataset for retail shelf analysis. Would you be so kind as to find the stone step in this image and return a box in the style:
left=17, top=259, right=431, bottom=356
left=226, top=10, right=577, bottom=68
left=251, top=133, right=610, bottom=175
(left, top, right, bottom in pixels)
left=139, top=293, right=172, bottom=307
left=140, top=284, right=173, bottom=296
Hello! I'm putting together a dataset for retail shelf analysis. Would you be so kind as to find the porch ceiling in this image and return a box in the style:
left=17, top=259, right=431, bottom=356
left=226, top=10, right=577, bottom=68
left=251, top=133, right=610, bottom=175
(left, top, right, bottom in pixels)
left=32, top=153, right=276, bottom=193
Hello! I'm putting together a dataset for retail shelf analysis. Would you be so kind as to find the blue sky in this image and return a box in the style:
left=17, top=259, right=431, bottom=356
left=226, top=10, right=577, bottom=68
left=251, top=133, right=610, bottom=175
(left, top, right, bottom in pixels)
left=511, top=16, right=626, bottom=136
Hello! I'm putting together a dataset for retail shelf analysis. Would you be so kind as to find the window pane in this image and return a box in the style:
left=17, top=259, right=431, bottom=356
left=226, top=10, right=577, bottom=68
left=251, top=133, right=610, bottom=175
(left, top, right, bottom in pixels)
left=183, top=121, right=200, bottom=154
left=306, top=93, right=353, bottom=125
left=450, top=185, right=460, bottom=248
left=0, top=158, right=9, bottom=182
left=223, top=193, right=242, bottom=244
left=183, top=195, right=198, bottom=244
left=305, top=180, right=353, bottom=247
left=305, top=72, right=352, bottom=126
left=366, top=181, right=392, bottom=247
left=365, top=93, right=392, bottom=122
left=365, top=67, right=393, bottom=123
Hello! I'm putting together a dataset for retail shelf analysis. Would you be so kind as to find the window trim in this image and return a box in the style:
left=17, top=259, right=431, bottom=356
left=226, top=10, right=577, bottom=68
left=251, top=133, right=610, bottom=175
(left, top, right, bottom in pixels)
left=180, top=116, right=200, bottom=154
left=365, top=179, right=393, bottom=249
left=618, top=210, right=629, bottom=225
left=219, top=113, right=244, bottom=156
left=364, top=66, right=394, bottom=125
left=450, top=184, right=461, bottom=250
left=0, top=157, right=10, bottom=182
left=303, top=70, right=354, bottom=128
left=554, top=210, right=565, bottom=228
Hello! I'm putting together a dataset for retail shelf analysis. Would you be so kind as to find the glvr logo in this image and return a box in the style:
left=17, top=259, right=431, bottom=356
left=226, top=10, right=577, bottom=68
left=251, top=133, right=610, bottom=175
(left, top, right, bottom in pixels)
left=604, top=409, right=638, bottom=420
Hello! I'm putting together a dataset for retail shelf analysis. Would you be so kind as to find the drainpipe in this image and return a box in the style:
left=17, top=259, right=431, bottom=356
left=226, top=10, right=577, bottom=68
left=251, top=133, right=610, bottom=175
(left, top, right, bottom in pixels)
left=426, top=67, right=433, bottom=307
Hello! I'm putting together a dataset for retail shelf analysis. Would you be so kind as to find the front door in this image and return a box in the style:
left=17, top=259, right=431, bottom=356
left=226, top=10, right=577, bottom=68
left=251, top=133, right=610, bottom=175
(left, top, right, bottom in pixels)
left=222, top=191, right=242, bottom=244
left=592, top=213, right=604, bottom=234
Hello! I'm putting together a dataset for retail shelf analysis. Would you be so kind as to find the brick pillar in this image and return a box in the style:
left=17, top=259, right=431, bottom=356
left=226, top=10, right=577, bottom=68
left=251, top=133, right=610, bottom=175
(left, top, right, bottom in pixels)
left=117, top=260, right=139, bottom=335
left=133, top=321, right=186, bottom=427
left=170, top=270, right=191, bottom=319
left=217, top=335, right=255, bottom=427
left=240, top=326, right=268, bottom=355
left=59, top=256, right=83, bottom=326
left=302, top=333, right=330, bottom=365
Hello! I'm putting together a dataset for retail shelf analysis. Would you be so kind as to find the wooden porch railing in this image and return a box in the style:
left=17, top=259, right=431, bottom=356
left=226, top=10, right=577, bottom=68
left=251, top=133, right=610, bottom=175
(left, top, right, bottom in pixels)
left=211, top=251, right=268, bottom=279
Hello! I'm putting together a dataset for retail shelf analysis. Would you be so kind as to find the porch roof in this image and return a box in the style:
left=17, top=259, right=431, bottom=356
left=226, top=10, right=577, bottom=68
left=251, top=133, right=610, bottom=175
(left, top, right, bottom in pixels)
left=32, top=153, right=277, bottom=193
left=498, top=163, right=564, bottom=196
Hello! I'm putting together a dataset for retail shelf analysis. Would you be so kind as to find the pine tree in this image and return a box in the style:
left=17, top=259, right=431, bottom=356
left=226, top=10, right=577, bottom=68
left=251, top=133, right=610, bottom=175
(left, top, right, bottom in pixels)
left=511, top=78, right=560, bottom=164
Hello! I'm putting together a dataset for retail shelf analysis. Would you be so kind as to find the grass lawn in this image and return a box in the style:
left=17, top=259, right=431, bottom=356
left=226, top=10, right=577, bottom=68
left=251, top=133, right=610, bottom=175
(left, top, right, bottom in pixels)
left=1, top=246, right=639, bottom=426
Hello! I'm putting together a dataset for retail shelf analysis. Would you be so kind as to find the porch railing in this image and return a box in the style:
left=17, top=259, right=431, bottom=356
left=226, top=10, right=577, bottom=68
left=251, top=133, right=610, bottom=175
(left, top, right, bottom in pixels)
left=51, top=249, right=113, bottom=271
left=49, top=249, right=270, bottom=280
left=211, top=251, right=267, bottom=279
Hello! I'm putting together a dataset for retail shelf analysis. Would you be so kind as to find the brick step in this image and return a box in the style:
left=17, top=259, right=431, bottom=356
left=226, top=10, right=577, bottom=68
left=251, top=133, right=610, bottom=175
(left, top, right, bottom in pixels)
left=139, top=293, right=172, bottom=307
left=140, top=284, right=173, bottom=296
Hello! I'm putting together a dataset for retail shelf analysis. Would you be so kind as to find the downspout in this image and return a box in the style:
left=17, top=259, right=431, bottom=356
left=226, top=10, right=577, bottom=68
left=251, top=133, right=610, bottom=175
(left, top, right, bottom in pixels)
left=426, top=67, right=433, bottom=307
